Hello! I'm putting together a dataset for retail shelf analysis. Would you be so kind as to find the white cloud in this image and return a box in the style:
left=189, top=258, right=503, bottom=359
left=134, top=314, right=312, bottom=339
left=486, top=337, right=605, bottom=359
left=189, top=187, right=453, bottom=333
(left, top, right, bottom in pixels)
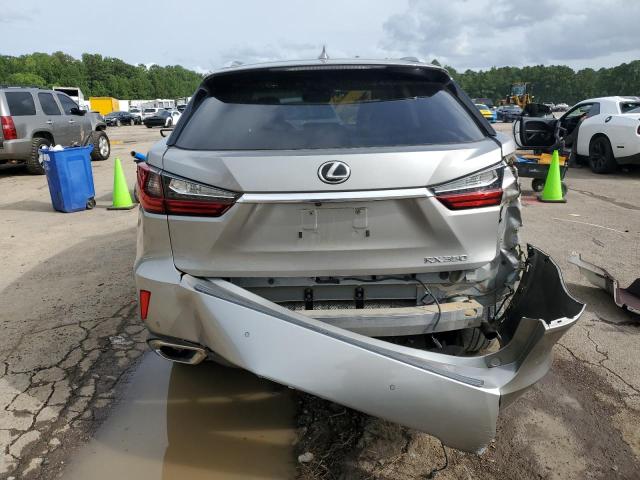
left=380, top=0, right=640, bottom=70
left=1, top=0, right=638, bottom=72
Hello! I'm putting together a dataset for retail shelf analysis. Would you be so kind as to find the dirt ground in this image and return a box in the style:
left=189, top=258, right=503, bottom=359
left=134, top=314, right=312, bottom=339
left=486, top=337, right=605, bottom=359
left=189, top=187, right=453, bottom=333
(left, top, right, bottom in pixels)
left=0, top=123, right=639, bottom=479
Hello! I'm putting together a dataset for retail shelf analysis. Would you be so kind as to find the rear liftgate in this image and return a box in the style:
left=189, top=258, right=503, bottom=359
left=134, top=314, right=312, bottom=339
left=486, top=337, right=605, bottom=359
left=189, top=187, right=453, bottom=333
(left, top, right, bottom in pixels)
left=179, top=245, right=583, bottom=453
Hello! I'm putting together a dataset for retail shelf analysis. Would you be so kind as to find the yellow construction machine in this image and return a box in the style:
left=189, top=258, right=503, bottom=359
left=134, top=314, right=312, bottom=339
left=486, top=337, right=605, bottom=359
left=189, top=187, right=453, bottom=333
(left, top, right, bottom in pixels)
left=500, top=82, right=533, bottom=109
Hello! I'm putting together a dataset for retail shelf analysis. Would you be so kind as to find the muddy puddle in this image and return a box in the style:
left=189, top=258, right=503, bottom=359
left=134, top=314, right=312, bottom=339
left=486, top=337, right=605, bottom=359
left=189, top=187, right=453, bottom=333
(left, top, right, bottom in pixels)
left=64, top=354, right=297, bottom=479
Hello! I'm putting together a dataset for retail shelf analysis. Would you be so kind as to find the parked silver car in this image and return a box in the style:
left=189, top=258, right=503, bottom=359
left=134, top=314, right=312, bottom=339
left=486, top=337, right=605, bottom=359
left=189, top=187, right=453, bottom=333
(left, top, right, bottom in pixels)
left=0, top=86, right=110, bottom=174
left=134, top=59, right=583, bottom=452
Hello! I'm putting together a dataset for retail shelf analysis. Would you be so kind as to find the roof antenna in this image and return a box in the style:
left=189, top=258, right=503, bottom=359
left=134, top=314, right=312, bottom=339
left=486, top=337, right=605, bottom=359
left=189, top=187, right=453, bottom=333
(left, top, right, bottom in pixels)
left=318, top=45, right=329, bottom=61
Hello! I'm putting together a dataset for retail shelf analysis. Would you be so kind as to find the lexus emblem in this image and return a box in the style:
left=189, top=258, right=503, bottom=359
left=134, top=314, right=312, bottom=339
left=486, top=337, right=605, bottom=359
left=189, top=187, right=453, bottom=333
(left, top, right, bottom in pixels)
left=318, top=161, right=351, bottom=184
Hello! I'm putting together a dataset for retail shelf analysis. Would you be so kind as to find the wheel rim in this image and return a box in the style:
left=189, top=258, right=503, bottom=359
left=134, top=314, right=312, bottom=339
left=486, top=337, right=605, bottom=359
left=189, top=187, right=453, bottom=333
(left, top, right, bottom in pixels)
left=99, top=136, right=109, bottom=156
left=38, top=148, right=46, bottom=166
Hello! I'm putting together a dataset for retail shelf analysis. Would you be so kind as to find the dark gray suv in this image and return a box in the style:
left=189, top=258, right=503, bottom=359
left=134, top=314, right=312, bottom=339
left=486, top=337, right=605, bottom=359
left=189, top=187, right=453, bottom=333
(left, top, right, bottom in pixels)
left=0, top=86, right=110, bottom=174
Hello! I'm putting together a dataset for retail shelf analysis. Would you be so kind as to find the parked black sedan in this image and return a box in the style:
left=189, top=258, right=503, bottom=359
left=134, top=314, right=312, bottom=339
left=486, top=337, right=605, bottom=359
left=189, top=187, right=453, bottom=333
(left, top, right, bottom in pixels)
left=143, top=109, right=179, bottom=128
left=497, top=105, right=523, bottom=122
left=104, top=111, right=136, bottom=126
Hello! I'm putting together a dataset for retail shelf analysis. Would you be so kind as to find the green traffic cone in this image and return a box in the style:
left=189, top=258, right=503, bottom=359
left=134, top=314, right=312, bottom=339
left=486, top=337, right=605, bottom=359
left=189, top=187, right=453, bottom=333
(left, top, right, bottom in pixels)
left=108, top=157, right=135, bottom=210
left=539, top=150, right=566, bottom=203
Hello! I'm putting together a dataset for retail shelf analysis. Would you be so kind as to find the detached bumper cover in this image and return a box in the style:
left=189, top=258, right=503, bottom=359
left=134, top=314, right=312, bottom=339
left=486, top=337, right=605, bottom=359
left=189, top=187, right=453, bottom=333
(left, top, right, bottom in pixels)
left=569, top=252, right=640, bottom=315
left=136, top=245, right=583, bottom=453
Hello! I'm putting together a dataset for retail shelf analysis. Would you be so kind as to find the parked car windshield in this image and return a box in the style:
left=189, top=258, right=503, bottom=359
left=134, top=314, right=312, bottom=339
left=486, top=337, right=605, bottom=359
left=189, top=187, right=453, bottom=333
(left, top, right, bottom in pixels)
left=475, top=104, right=489, bottom=110
left=175, top=68, right=486, bottom=150
left=144, top=108, right=156, bottom=113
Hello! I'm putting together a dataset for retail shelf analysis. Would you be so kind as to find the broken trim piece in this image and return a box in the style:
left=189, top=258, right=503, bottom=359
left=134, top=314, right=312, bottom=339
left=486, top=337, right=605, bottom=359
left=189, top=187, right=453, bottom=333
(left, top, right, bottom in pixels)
left=568, top=253, right=640, bottom=315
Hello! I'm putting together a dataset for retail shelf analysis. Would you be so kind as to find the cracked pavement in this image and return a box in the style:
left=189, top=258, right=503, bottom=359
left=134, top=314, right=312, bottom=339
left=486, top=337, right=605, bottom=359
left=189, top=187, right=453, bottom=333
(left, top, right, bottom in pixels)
left=0, top=127, right=156, bottom=479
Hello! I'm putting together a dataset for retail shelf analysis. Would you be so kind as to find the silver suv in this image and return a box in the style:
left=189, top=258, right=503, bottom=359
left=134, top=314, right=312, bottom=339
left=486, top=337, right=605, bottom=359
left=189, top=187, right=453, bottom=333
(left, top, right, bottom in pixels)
left=134, top=59, right=583, bottom=452
left=0, top=86, right=110, bottom=174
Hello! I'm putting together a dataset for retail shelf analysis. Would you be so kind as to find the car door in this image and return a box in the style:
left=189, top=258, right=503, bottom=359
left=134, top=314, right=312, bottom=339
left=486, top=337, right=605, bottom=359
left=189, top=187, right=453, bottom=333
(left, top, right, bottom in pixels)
left=55, top=93, right=84, bottom=145
left=36, top=92, right=68, bottom=144
left=517, top=116, right=558, bottom=148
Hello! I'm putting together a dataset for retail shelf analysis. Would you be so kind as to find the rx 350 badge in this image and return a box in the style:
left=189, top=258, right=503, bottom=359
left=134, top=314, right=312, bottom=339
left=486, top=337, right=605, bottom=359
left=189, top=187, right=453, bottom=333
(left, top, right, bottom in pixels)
left=425, top=255, right=468, bottom=264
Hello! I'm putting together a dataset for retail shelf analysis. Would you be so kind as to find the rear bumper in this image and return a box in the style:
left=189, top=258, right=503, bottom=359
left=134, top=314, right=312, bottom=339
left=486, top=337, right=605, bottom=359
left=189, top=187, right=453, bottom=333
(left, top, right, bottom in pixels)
left=135, top=245, right=583, bottom=453
left=0, top=138, right=31, bottom=160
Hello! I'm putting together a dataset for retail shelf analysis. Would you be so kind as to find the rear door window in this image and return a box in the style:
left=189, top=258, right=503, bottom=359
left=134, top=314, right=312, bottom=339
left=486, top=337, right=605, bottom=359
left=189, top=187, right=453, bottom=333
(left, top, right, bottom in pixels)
left=38, top=93, right=62, bottom=115
left=56, top=93, right=78, bottom=114
left=175, top=68, right=485, bottom=150
left=620, top=102, right=640, bottom=113
left=5, top=91, right=37, bottom=116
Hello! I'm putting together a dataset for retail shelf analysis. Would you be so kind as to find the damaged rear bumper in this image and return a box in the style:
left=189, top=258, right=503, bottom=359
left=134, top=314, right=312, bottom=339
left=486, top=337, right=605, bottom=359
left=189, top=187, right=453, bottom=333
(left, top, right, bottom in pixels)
left=135, top=245, right=583, bottom=453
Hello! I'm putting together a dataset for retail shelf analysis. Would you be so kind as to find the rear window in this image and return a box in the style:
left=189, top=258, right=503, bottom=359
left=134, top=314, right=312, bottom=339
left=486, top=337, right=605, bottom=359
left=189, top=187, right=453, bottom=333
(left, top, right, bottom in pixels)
left=175, top=68, right=485, bottom=150
left=5, top=91, right=36, bottom=116
left=144, top=108, right=156, bottom=113
left=620, top=102, right=640, bottom=113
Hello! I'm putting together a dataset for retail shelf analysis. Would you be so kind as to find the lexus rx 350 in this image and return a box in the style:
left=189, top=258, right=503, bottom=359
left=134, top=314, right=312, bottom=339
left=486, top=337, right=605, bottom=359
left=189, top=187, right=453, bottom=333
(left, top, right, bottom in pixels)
left=134, top=59, right=583, bottom=452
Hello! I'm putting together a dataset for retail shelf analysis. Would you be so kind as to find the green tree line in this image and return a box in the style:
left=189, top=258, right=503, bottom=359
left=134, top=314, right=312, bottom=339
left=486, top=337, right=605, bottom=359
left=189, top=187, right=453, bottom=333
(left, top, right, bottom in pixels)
left=0, top=52, right=203, bottom=99
left=441, top=61, right=640, bottom=105
left=0, top=51, right=639, bottom=104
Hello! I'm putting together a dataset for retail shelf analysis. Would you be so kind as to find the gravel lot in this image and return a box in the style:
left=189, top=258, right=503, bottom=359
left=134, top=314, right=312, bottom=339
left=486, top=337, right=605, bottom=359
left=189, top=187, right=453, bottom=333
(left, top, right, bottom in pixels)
left=0, top=123, right=639, bottom=479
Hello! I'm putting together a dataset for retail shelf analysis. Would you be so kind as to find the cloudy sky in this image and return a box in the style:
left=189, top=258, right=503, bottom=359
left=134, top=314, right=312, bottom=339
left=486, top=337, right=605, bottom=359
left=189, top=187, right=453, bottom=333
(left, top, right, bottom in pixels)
left=2, top=0, right=639, bottom=72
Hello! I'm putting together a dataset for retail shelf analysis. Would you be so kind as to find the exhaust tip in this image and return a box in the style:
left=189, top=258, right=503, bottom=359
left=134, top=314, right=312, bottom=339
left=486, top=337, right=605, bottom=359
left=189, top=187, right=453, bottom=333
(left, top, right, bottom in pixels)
left=148, top=339, right=207, bottom=365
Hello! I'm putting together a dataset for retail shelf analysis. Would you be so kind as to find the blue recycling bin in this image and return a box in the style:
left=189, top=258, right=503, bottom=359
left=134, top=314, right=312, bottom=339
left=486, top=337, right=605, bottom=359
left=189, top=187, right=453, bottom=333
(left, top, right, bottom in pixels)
left=42, top=145, right=96, bottom=213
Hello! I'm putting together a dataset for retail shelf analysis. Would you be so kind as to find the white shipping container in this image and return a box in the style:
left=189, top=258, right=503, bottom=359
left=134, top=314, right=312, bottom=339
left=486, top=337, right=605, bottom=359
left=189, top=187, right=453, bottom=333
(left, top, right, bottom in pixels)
left=118, top=100, right=130, bottom=112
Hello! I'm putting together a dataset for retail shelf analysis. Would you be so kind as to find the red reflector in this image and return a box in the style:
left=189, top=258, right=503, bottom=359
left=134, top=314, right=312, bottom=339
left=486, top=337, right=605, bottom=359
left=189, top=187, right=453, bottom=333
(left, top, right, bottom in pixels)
left=139, top=290, right=151, bottom=320
left=436, top=189, right=503, bottom=210
left=1, top=116, right=18, bottom=140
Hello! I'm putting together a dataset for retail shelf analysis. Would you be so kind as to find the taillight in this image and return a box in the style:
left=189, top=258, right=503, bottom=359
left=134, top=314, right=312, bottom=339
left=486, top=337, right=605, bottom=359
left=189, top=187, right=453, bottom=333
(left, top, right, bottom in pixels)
left=432, top=165, right=504, bottom=210
left=136, top=162, right=238, bottom=216
left=139, top=290, right=151, bottom=320
left=1, top=116, right=17, bottom=140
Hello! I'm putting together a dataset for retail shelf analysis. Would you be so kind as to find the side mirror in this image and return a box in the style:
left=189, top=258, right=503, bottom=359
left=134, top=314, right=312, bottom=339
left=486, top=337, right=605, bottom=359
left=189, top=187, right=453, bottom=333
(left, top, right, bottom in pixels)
left=70, top=107, right=86, bottom=116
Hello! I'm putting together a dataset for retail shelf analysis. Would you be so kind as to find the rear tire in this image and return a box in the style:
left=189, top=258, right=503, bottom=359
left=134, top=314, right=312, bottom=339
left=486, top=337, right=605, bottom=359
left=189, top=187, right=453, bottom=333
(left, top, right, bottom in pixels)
left=26, top=137, right=51, bottom=175
left=437, top=327, right=493, bottom=356
left=146, top=124, right=152, bottom=129
left=459, top=328, right=492, bottom=354
left=589, top=136, right=616, bottom=173
left=90, top=131, right=110, bottom=161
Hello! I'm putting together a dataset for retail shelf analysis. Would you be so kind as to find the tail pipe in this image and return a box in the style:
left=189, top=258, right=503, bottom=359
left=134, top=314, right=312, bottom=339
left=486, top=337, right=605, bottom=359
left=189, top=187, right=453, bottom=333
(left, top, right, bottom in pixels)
left=147, top=338, right=207, bottom=365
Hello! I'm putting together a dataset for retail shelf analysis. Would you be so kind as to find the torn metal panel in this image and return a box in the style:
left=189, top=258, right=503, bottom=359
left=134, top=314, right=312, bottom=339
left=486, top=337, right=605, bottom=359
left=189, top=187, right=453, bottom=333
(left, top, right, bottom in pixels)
left=568, top=253, right=640, bottom=315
